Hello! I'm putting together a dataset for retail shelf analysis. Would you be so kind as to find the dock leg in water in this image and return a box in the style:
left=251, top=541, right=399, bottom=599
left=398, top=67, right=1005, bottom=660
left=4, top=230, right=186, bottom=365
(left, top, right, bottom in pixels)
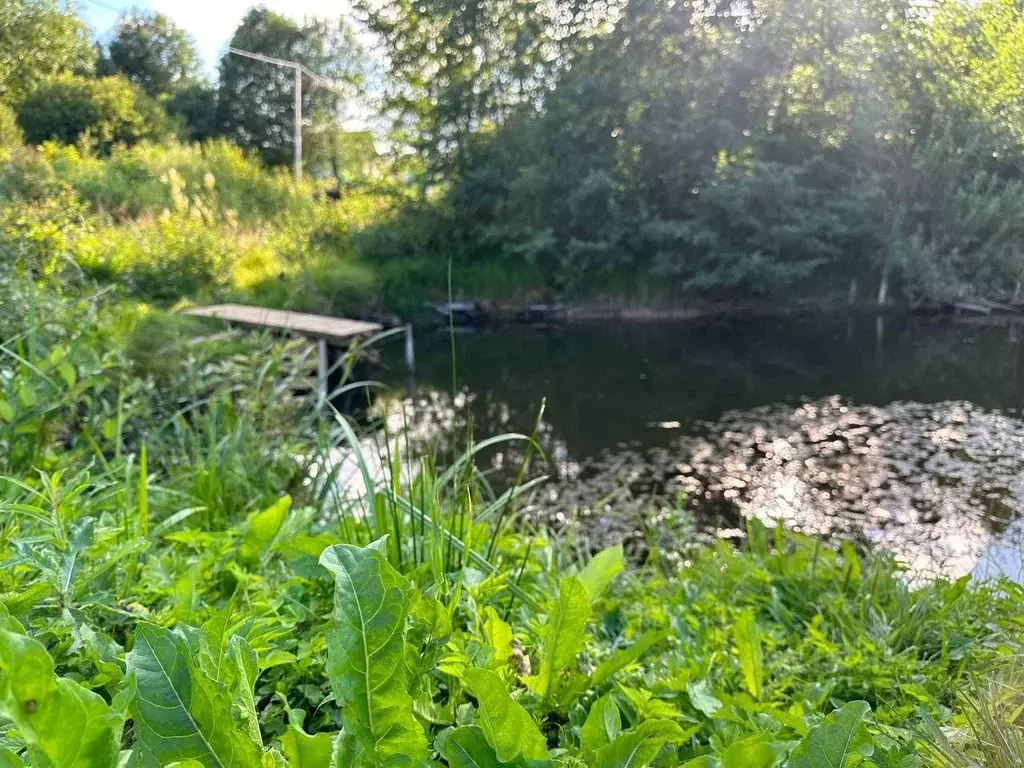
left=317, top=338, right=329, bottom=404
left=405, top=323, right=416, bottom=393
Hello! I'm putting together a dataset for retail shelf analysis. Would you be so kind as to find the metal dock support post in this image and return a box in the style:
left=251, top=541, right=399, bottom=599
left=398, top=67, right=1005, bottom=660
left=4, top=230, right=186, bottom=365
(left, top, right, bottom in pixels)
left=317, top=338, right=329, bottom=404
left=405, top=323, right=416, bottom=393
left=404, top=324, right=415, bottom=371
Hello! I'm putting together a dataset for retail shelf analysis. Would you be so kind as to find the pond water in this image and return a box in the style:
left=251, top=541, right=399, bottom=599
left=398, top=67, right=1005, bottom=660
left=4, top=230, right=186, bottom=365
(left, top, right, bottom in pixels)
left=380, top=314, right=1024, bottom=579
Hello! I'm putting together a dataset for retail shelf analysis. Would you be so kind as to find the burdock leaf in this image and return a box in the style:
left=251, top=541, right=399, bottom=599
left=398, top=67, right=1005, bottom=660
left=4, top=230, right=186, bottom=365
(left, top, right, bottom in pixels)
left=788, top=701, right=874, bottom=768
left=523, top=576, right=590, bottom=701
left=320, top=538, right=427, bottom=767
left=126, top=623, right=263, bottom=767
left=464, top=668, right=547, bottom=761
left=0, top=606, right=122, bottom=768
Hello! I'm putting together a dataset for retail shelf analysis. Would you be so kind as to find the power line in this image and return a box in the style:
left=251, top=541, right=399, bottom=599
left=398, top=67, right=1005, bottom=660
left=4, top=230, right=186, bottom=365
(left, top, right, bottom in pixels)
left=78, top=0, right=123, bottom=15
left=227, top=48, right=349, bottom=95
left=227, top=47, right=350, bottom=181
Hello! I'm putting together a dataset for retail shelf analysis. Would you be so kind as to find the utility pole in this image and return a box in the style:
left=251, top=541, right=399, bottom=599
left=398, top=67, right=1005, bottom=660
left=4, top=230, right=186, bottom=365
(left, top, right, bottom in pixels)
left=228, top=47, right=347, bottom=182
left=294, top=66, right=302, bottom=180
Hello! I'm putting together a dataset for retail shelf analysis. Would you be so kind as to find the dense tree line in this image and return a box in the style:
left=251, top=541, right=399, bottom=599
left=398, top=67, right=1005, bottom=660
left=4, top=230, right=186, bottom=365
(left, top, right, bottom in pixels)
left=0, top=1, right=366, bottom=177
left=3, top=0, right=1024, bottom=305
left=361, top=0, right=1024, bottom=304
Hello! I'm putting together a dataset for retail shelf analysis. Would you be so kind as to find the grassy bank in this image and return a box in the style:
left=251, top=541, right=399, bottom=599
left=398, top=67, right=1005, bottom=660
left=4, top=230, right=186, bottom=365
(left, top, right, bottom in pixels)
left=0, top=276, right=1020, bottom=766
left=1, top=136, right=572, bottom=320
left=0, top=136, right=938, bottom=322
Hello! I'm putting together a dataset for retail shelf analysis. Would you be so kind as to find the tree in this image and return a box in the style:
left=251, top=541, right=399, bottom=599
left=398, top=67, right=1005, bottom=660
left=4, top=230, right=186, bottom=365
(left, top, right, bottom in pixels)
left=17, top=75, right=171, bottom=151
left=102, top=11, right=201, bottom=99
left=361, top=0, right=1024, bottom=304
left=164, top=81, right=220, bottom=142
left=0, top=0, right=94, bottom=105
left=216, top=7, right=365, bottom=168
left=355, top=0, right=621, bottom=185
left=0, top=102, right=21, bottom=151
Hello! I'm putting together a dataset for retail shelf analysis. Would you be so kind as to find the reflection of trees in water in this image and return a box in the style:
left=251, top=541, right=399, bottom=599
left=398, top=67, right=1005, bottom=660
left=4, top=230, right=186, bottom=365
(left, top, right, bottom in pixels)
left=387, top=317, right=1024, bottom=460
left=380, top=318, right=1024, bottom=576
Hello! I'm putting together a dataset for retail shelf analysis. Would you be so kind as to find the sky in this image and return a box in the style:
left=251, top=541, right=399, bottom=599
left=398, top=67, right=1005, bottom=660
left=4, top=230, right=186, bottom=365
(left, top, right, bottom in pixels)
left=78, top=0, right=358, bottom=78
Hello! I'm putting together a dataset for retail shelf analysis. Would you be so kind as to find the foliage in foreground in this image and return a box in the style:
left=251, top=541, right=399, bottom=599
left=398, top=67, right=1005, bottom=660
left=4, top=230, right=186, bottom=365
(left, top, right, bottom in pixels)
left=0, top=280, right=1022, bottom=766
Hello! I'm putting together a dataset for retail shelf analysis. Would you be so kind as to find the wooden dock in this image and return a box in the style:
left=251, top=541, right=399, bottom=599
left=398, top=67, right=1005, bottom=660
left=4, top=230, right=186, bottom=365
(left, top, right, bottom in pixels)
left=184, top=304, right=383, bottom=344
left=185, top=304, right=413, bottom=400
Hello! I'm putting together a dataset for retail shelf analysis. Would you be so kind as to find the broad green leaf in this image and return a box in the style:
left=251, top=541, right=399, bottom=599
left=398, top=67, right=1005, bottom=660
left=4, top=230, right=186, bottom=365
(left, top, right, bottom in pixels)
left=224, top=635, right=262, bottom=747
left=75, top=622, right=125, bottom=689
left=126, top=623, right=264, bottom=768
left=320, top=539, right=427, bottom=767
left=686, top=679, right=722, bottom=718
left=0, top=400, right=13, bottom=422
left=578, top=545, right=624, bottom=600
left=734, top=610, right=764, bottom=700
left=0, top=610, right=122, bottom=768
left=482, top=606, right=514, bottom=666
left=282, top=729, right=334, bottom=768
left=594, top=719, right=686, bottom=768
left=523, top=576, right=590, bottom=701
left=721, top=734, right=785, bottom=768
left=193, top=601, right=262, bottom=749
left=442, top=727, right=552, bottom=768
left=0, top=746, right=26, bottom=767
left=57, top=360, right=77, bottom=387
left=280, top=705, right=334, bottom=768
left=240, top=496, right=291, bottom=567
left=788, top=701, right=874, bottom=768
left=580, top=693, right=621, bottom=758
left=464, top=668, right=547, bottom=761
left=409, top=592, right=452, bottom=639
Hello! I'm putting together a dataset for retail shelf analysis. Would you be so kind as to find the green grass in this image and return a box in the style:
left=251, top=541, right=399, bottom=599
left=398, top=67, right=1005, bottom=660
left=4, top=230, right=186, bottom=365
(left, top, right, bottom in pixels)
left=0, top=275, right=1021, bottom=766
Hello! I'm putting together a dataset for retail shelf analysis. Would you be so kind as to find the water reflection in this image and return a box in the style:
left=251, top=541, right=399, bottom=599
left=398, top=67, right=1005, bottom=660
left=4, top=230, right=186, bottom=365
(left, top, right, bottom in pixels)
left=378, top=315, right=1024, bottom=578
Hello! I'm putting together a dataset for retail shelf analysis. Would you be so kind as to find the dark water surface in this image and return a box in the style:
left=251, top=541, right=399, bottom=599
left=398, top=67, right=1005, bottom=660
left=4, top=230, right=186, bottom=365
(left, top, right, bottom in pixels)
left=381, top=315, right=1024, bottom=579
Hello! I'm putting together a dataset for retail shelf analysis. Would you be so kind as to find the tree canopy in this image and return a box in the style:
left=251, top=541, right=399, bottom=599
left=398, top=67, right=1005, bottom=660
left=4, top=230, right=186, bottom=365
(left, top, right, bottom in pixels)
left=361, top=0, right=1024, bottom=302
left=101, top=11, right=201, bottom=98
left=0, top=0, right=94, bottom=105
left=17, top=74, right=171, bottom=150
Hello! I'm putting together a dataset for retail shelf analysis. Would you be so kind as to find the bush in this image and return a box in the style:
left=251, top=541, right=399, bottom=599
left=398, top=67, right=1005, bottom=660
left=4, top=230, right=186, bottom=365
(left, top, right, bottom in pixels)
left=0, top=187, right=89, bottom=280
left=42, top=139, right=312, bottom=222
left=0, top=102, right=21, bottom=153
left=17, top=75, right=171, bottom=151
left=0, top=146, right=59, bottom=201
left=164, top=82, right=219, bottom=142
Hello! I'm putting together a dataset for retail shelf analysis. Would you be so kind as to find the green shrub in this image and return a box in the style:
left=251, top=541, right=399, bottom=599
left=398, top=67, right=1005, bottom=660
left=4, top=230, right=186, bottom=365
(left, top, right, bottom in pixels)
left=0, top=187, right=89, bottom=279
left=17, top=74, right=171, bottom=151
left=78, top=216, right=235, bottom=301
left=0, top=146, right=59, bottom=201
left=0, top=102, right=21, bottom=152
left=42, top=138, right=312, bottom=222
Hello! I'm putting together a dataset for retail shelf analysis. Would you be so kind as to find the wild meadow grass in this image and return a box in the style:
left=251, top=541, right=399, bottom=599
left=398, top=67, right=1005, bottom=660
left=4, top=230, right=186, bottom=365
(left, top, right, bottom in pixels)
left=0, top=278, right=1021, bottom=766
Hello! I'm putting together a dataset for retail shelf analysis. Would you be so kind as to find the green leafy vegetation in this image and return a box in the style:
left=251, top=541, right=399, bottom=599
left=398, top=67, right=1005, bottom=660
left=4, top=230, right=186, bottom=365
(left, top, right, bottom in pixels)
left=3, top=0, right=1024, bottom=762
left=0, top=275, right=1020, bottom=766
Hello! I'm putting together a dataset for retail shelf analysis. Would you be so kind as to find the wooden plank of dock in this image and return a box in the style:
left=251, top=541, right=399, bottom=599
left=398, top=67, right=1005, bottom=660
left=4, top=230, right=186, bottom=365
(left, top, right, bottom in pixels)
left=184, top=304, right=383, bottom=344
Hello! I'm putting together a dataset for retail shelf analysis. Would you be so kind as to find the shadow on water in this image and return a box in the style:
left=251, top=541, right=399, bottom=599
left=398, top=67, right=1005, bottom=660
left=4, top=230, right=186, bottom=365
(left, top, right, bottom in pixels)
left=378, top=314, right=1024, bottom=579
